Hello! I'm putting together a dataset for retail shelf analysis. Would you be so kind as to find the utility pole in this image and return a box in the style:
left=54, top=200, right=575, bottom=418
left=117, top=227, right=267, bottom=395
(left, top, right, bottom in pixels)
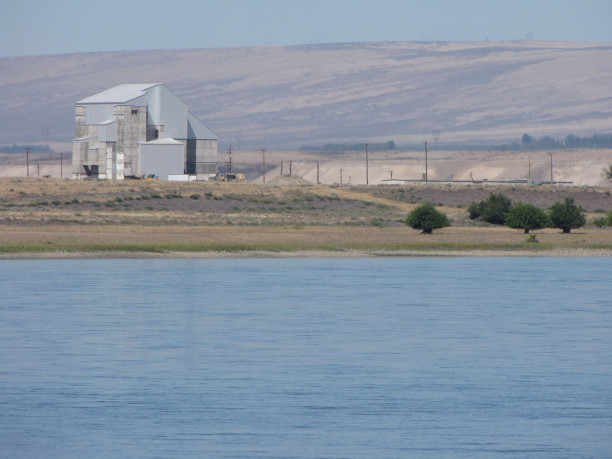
left=60, top=153, right=63, bottom=179
left=388, top=170, right=393, bottom=180
left=289, top=160, right=292, bottom=175
left=339, top=168, right=343, bottom=185
left=365, top=143, right=369, bottom=185
left=316, top=161, right=320, bottom=184
left=528, top=156, right=531, bottom=182
left=550, top=152, right=553, bottom=185
left=281, top=160, right=284, bottom=175
left=26, top=147, right=29, bottom=177
left=262, top=149, right=266, bottom=184
left=424, top=141, right=428, bottom=183
left=37, top=162, right=40, bottom=178
left=228, top=146, right=232, bottom=174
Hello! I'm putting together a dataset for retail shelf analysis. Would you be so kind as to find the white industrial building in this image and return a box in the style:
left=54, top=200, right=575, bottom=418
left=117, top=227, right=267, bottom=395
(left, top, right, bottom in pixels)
left=72, top=84, right=218, bottom=180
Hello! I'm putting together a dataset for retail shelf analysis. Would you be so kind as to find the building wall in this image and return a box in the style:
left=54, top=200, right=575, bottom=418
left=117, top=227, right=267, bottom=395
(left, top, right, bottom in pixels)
left=195, top=139, right=218, bottom=174
left=147, top=85, right=188, bottom=139
left=114, top=105, right=147, bottom=176
left=140, top=142, right=185, bottom=180
left=72, top=139, right=88, bottom=177
left=75, top=106, right=87, bottom=138
left=99, top=120, right=117, bottom=142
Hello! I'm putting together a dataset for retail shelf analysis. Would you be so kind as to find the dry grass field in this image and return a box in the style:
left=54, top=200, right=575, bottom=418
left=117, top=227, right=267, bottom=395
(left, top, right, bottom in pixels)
left=1, top=177, right=612, bottom=257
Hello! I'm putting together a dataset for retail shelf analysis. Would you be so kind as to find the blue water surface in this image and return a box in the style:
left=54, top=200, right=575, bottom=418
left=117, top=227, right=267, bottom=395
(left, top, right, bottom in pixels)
left=1, top=257, right=611, bottom=458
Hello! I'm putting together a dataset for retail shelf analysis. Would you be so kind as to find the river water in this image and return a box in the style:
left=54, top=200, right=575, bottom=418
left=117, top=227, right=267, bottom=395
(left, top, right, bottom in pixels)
left=1, top=257, right=611, bottom=458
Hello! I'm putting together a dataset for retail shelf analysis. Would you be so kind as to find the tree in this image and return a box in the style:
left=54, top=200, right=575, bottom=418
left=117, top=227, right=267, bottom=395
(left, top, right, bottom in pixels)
left=506, top=203, right=549, bottom=233
left=467, top=193, right=512, bottom=225
left=549, top=197, right=585, bottom=233
left=521, top=133, right=534, bottom=146
left=406, top=203, right=450, bottom=234
left=604, top=164, right=612, bottom=180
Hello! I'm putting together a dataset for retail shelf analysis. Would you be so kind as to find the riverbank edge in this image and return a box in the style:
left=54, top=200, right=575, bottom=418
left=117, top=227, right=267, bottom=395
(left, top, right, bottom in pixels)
left=2, top=248, right=612, bottom=259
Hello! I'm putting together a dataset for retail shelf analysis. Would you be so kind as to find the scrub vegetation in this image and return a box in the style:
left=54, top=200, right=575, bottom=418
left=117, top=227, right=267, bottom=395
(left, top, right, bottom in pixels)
left=0, top=177, right=611, bottom=256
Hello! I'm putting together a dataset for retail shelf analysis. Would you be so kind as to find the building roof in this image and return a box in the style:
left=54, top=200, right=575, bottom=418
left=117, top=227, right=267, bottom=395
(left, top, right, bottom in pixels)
left=187, top=112, right=218, bottom=140
left=139, top=138, right=184, bottom=145
left=77, top=84, right=160, bottom=104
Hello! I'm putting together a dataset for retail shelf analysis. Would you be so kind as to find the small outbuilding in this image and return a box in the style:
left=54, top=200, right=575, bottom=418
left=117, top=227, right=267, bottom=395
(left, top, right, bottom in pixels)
left=72, top=83, right=218, bottom=180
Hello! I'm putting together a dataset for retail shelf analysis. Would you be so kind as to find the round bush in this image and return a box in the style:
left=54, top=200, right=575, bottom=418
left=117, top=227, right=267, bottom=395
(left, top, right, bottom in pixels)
left=406, top=203, right=450, bottom=234
left=468, top=193, right=512, bottom=225
left=549, top=197, right=585, bottom=233
left=506, top=203, right=549, bottom=233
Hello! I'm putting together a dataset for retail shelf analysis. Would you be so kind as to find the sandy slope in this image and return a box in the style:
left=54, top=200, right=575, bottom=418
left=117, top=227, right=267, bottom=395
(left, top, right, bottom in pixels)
left=2, top=147, right=612, bottom=186
left=1, top=41, right=612, bottom=150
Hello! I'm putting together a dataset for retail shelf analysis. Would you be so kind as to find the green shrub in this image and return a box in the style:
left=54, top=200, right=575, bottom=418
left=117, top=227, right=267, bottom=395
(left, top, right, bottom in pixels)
left=190, top=193, right=201, bottom=200
left=593, top=217, right=608, bottom=228
left=549, top=197, right=586, bottom=233
left=406, top=203, right=449, bottom=234
left=506, top=203, right=549, bottom=233
left=593, top=210, right=612, bottom=227
left=468, top=193, right=512, bottom=224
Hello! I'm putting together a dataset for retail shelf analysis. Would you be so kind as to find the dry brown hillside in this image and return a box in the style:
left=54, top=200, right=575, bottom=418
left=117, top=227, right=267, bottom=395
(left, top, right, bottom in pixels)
left=1, top=41, right=612, bottom=151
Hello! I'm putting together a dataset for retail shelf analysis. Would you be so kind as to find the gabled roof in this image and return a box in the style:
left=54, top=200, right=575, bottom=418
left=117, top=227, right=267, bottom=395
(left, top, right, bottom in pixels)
left=187, top=112, right=218, bottom=140
left=77, top=84, right=160, bottom=104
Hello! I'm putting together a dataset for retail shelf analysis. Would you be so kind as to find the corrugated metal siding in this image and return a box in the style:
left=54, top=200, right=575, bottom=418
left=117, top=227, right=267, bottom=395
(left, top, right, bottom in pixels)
left=139, top=142, right=185, bottom=180
left=147, top=85, right=188, bottom=139
left=85, top=104, right=114, bottom=124
left=99, top=120, right=117, bottom=142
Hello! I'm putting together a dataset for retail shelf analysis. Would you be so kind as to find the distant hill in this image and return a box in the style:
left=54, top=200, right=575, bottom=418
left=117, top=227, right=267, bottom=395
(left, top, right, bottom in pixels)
left=1, top=41, right=611, bottom=151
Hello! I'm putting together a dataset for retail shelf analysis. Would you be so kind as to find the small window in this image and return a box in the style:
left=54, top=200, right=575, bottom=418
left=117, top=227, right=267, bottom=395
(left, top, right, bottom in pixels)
left=131, top=108, right=138, bottom=115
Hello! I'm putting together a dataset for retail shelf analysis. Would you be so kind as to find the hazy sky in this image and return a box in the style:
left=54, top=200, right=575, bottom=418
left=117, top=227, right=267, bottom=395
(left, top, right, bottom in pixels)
left=2, top=0, right=611, bottom=57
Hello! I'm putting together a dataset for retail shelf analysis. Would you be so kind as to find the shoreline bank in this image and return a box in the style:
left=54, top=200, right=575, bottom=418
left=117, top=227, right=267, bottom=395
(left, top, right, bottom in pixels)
left=2, top=247, right=612, bottom=260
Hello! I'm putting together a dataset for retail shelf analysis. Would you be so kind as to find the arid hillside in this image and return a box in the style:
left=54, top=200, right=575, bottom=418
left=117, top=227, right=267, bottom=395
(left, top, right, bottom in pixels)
left=1, top=41, right=612, bottom=151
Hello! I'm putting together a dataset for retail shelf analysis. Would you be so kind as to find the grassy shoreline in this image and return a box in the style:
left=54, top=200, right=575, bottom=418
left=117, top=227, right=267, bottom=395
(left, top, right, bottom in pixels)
left=2, top=230, right=612, bottom=258
left=1, top=178, right=611, bottom=258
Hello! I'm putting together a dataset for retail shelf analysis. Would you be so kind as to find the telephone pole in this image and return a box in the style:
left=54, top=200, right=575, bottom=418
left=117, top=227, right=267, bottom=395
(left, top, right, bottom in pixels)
left=549, top=152, right=553, bottom=185
left=365, top=143, right=369, bottom=185
left=261, top=149, right=266, bottom=184
left=26, top=147, right=30, bottom=177
left=424, top=141, right=428, bottom=183
left=339, top=168, right=343, bottom=185
left=528, top=156, right=531, bottom=182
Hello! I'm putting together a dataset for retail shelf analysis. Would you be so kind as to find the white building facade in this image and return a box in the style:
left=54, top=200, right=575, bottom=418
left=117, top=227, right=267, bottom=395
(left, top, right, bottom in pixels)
left=72, top=84, right=217, bottom=180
